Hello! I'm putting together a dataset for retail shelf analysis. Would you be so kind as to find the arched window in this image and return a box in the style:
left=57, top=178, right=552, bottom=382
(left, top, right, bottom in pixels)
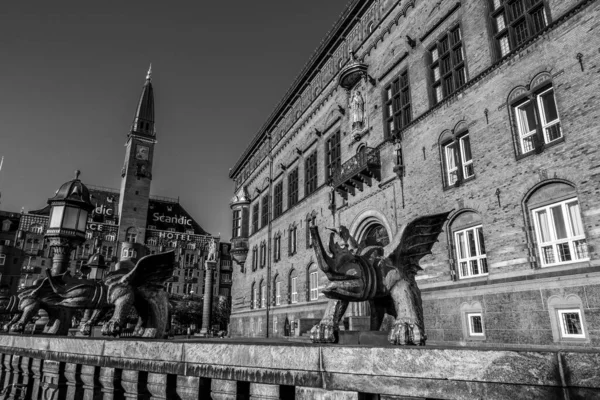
left=509, top=72, right=562, bottom=158
left=260, top=241, right=266, bottom=268
left=251, top=282, right=257, bottom=309
left=289, top=269, right=298, bottom=304
left=306, top=212, right=317, bottom=249
left=307, top=264, right=319, bottom=301
left=525, top=181, right=588, bottom=268
left=147, top=237, right=158, bottom=246
left=105, top=233, right=116, bottom=242
left=362, top=223, right=390, bottom=247
left=260, top=280, right=267, bottom=308
left=439, top=122, right=474, bottom=188
left=186, top=243, right=196, bottom=250
left=30, top=224, right=43, bottom=234
left=288, top=223, right=298, bottom=256
left=85, top=232, right=93, bottom=240
left=367, top=21, right=375, bottom=34
left=126, top=227, right=138, bottom=243
left=274, top=275, right=282, bottom=306
left=252, top=245, right=258, bottom=271
left=449, top=211, right=488, bottom=279
left=169, top=241, right=177, bottom=249
left=273, top=232, right=282, bottom=262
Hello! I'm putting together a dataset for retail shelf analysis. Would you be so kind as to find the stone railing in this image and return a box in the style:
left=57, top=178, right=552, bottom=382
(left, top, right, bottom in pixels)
left=0, top=334, right=599, bottom=399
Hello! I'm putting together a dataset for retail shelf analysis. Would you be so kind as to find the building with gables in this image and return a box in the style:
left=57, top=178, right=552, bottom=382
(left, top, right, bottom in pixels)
left=228, top=0, right=600, bottom=348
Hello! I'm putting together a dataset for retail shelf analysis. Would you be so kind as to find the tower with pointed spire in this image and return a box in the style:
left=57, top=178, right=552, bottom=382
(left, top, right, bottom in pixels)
left=117, top=65, right=156, bottom=249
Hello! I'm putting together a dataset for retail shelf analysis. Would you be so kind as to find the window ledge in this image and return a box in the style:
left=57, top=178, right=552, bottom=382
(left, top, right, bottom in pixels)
left=515, top=137, right=566, bottom=161
left=442, top=175, right=476, bottom=192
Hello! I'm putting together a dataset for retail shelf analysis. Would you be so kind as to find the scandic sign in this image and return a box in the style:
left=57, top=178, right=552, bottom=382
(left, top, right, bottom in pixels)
left=152, top=213, right=192, bottom=226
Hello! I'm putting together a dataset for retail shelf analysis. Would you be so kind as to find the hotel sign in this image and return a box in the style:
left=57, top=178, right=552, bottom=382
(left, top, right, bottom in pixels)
left=152, top=213, right=192, bottom=226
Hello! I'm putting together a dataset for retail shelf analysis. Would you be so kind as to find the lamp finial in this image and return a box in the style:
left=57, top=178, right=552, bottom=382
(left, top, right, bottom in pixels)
left=75, top=170, right=81, bottom=180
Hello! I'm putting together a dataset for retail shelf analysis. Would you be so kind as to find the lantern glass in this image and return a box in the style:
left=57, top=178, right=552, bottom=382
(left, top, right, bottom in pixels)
left=63, top=206, right=79, bottom=230
left=77, top=210, right=88, bottom=232
left=50, top=205, right=65, bottom=228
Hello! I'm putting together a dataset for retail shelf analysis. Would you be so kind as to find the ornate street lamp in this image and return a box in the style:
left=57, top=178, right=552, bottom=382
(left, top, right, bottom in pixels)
left=45, top=170, right=93, bottom=275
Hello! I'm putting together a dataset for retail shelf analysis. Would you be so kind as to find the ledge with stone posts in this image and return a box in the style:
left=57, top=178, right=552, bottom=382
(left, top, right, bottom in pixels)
left=0, top=334, right=599, bottom=399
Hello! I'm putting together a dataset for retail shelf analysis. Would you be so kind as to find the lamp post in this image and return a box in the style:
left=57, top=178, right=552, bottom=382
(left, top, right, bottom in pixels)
left=45, top=170, right=94, bottom=276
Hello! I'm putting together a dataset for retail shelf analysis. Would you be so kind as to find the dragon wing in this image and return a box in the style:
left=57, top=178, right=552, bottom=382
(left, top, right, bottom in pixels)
left=383, top=211, right=452, bottom=273
left=119, top=251, right=176, bottom=288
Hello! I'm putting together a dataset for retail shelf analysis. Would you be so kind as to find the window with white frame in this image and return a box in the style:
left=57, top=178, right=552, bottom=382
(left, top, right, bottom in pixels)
left=253, top=285, right=258, bottom=308
left=30, top=224, right=43, bottom=234
left=557, top=309, right=585, bottom=339
left=275, top=281, right=281, bottom=306
left=291, top=276, right=298, bottom=303
left=289, top=225, right=297, bottom=255
left=261, top=282, right=266, bottom=308
left=147, top=238, right=158, bottom=246
left=442, top=132, right=474, bottom=187
left=467, top=313, right=484, bottom=336
left=513, top=85, right=561, bottom=155
left=0, top=254, right=5, bottom=266
left=105, top=233, right=116, bottom=242
left=309, top=271, right=319, bottom=301
left=455, top=225, right=488, bottom=278
left=273, top=316, right=278, bottom=334
left=532, top=198, right=588, bottom=267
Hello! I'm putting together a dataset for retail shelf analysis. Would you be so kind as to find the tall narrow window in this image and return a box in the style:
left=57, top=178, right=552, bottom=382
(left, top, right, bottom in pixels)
left=513, top=85, right=562, bottom=155
left=305, top=152, right=318, bottom=196
left=557, top=309, right=585, bottom=339
left=260, top=242, right=266, bottom=268
left=288, top=168, right=299, bottom=208
left=261, top=282, right=267, bottom=308
left=289, top=225, right=297, bottom=256
left=441, top=131, right=474, bottom=188
left=309, top=271, right=319, bottom=301
left=291, top=277, right=298, bottom=303
left=261, top=195, right=269, bottom=228
left=306, top=214, right=317, bottom=249
left=532, top=199, right=588, bottom=267
left=489, top=0, right=548, bottom=59
left=455, top=225, right=488, bottom=279
left=273, top=182, right=283, bottom=218
left=384, top=70, right=411, bottom=138
left=429, top=25, right=466, bottom=105
left=252, top=203, right=259, bottom=234
left=252, top=246, right=258, bottom=271
left=325, top=131, right=341, bottom=181
left=273, top=234, right=281, bottom=262
left=232, top=210, right=242, bottom=238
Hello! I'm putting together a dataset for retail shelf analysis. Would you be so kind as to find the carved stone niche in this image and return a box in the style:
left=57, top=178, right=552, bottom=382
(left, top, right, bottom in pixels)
left=338, top=52, right=369, bottom=91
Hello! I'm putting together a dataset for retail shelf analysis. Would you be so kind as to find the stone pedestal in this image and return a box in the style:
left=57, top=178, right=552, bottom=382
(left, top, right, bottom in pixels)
left=199, top=260, right=217, bottom=336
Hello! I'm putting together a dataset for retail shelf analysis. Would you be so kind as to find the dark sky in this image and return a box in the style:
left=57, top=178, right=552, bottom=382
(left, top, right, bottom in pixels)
left=0, top=0, right=351, bottom=239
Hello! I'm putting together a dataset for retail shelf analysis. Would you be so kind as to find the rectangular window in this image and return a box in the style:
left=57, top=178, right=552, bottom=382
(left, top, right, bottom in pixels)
left=532, top=199, right=588, bottom=267
left=443, top=133, right=474, bottom=187
left=273, top=316, right=278, bottom=334
left=384, top=70, right=412, bottom=138
left=455, top=225, right=488, bottom=279
left=468, top=313, right=484, bottom=336
left=310, top=271, right=319, bottom=301
left=252, top=203, right=259, bottom=234
left=274, top=235, right=281, bottom=262
left=275, top=281, right=281, bottom=306
left=261, top=195, right=269, bottom=228
left=489, top=0, right=548, bottom=59
left=288, top=168, right=299, bottom=208
left=558, top=309, right=585, bottom=339
left=429, top=25, right=465, bottom=105
left=289, top=227, right=297, bottom=255
left=252, top=247, right=258, bottom=270
left=261, top=284, right=267, bottom=308
left=325, top=131, right=341, bottom=181
left=232, top=210, right=242, bottom=238
left=305, top=151, right=318, bottom=196
left=273, top=182, right=283, bottom=219
left=260, top=243, right=266, bottom=267
left=291, top=277, right=298, bottom=303
left=0, top=254, right=5, bottom=266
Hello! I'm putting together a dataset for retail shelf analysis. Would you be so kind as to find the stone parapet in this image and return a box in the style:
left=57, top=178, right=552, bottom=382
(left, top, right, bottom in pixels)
left=0, top=335, right=599, bottom=399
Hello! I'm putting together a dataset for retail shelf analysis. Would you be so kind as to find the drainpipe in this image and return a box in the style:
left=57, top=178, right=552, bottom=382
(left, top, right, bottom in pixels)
left=266, top=133, right=273, bottom=338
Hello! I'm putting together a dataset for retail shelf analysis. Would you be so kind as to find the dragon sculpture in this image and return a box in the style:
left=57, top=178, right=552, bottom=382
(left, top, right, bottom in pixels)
left=309, top=212, right=451, bottom=345
left=3, top=251, right=175, bottom=338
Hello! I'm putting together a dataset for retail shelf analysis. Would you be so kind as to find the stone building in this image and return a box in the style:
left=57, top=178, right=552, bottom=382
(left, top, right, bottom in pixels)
left=1, top=67, right=221, bottom=298
left=228, top=0, right=600, bottom=348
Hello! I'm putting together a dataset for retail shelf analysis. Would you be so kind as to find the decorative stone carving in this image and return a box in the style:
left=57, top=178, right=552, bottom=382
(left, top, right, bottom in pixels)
left=350, top=89, right=365, bottom=131
left=308, top=212, right=451, bottom=345
left=207, top=238, right=217, bottom=262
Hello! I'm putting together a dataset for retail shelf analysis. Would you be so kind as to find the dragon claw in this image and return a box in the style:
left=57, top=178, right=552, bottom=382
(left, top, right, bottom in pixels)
left=310, top=323, right=338, bottom=343
left=101, top=320, right=121, bottom=336
left=388, top=319, right=426, bottom=346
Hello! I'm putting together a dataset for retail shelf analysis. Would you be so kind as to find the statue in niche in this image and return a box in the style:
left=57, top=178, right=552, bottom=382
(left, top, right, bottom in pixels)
left=351, top=89, right=365, bottom=130
left=207, top=238, right=217, bottom=262
left=308, top=212, right=451, bottom=345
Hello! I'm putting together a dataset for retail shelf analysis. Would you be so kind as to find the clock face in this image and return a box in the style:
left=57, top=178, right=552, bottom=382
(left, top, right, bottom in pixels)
left=136, top=145, right=149, bottom=161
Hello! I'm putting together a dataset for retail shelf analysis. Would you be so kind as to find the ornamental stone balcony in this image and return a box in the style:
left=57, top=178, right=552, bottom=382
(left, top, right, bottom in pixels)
left=332, top=147, right=381, bottom=200
left=230, top=237, right=249, bottom=267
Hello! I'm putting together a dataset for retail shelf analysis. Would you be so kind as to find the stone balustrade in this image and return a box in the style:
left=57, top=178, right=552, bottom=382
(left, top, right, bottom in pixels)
left=0, top=334, right=599, bottom=399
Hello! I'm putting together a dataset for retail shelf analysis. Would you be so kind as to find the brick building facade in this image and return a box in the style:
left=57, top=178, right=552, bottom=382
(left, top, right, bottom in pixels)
left=228, top=0, right=600, bottom=347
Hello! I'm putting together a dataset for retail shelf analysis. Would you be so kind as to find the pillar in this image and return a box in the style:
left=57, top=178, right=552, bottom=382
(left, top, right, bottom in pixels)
left=18, top=356, right=33, bottom=400
left=175, top=376, right=210, bottom=400
left=0, top=353, right=12, bottom=390
left=65, top=363, right=84, bottom=399
left=146, top=372, right=169, bottom=399
left=99, top=367, right=123, bottom=400
left=47, top=238, right=74, bottom=276
left=31, top=358, right=43, bottom=400
left=199, top=260, right=217, bottom=336
left=212, top=379, right=248, bottom=400
left=121, top=369, right=148, bottom=399
left=250, top=383, right=284, bottom=400
left=40, top=360, right=67, bottom=400
left=80, top=365, right=100, bottom=400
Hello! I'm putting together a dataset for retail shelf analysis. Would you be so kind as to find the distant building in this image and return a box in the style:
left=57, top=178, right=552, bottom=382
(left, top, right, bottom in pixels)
left=228, top=0, right=600, bottom=348
left=0, top=68, right=223, bottom=297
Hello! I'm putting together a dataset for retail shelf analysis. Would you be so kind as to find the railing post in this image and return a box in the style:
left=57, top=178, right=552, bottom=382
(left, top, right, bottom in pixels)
left=18, top=356, right=33, bottom=400
left=99, top=367, right=124, bottom=400
left=121, top=370, right=149, bottom=399
left=80, top=365, right=100, bottom=400
left=65, top=363, right=84, bottom=399
left=31, top=358, right=44, bottom=400
left=40, top=360, right=67, bottom=400
left=146, top=372, right=170, bottom=399
left=249, top=383, right=283, bottom=400
left=212, top=379, right=249, bottom=400
left=2, top=354, right=14, bottom=389
left=175, top=376, right=210, bottom=400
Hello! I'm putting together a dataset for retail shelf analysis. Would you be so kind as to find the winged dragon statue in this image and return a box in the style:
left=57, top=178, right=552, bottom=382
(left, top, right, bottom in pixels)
left=309, top=212, right=451, bottom=345
left=2, top=251, right=175, bottom=338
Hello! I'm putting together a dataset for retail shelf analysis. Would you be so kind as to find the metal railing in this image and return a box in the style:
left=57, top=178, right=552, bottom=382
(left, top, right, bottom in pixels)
left=332, top=147, right=380, bottom=187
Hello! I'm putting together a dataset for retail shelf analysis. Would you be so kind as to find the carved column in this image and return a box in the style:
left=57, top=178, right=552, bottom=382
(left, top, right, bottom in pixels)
left=40, top=360, right=67, bottom=400
left=0, top=353, right=10, bottom=390
left=175, top=376, right=210, bottom=400
left=48, top=237, right=75, bottom=276
left=250, top=383, right=283, bottom=400
left=99, top=367, right=123, bottom=400
left=121, top=370, right=148, bottom=399
left=80, top=365, right=100, bottom=400
left=146, top=372, right=169, bottom=399
left=199, top=260, right=217, bottom=336
left=212, top=379, right=243, bottom=400
left=3, top=354, right=15, bottom=391
left=7, top=354, right=23, bottom=400
left=31, top=357, right=44, bottom=400
left=18, top=356, right=33, bottom=400
left=65, top=363, right=84, bottom=399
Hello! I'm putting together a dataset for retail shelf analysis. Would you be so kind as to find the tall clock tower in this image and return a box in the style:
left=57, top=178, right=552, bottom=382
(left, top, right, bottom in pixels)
left=117, top=65, right=156, bottom=249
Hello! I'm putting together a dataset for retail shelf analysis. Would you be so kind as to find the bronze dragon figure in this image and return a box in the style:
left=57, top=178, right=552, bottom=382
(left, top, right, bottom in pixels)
left=309, top=212, right=451, bottom=345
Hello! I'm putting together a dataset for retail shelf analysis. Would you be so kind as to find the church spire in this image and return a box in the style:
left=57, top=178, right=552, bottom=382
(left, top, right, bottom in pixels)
left=131, top=64, right=155, bottom=137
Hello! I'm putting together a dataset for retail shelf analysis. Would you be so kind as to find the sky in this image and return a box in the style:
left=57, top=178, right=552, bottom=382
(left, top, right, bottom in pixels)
left=0, top=0, right=352, bottom=239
